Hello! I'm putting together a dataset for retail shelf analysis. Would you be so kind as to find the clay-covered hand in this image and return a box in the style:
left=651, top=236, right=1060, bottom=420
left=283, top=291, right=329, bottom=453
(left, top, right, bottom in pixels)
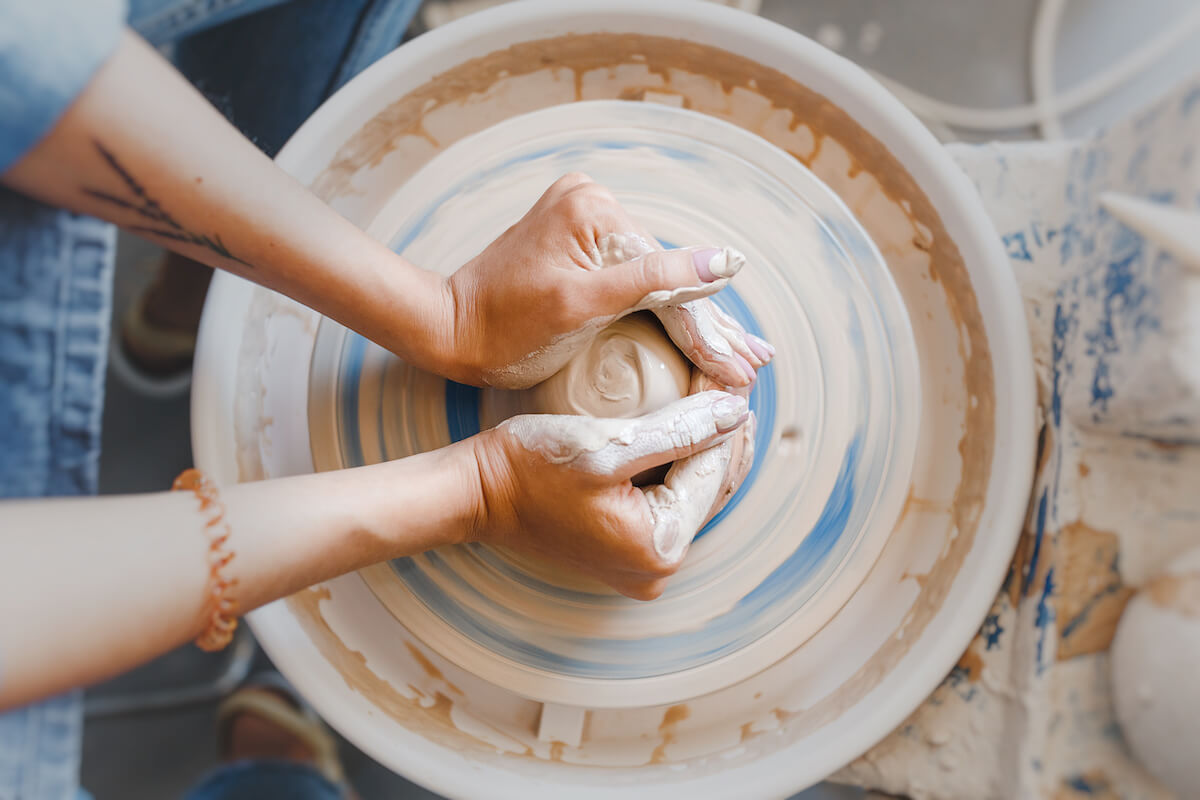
left=443, top=173, right=771, bottom=389
left=467, top=390, right=756, bottom=600
left=606, top=217, right=776, bottom=388
left=686, top=371, right=756, bottom=521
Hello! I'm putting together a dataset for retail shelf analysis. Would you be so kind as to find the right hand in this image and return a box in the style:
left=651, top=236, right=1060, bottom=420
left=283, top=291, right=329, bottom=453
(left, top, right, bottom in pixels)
left=439, top=173, right=774, bottom=389
left=466, top=391, right=756, bottom=600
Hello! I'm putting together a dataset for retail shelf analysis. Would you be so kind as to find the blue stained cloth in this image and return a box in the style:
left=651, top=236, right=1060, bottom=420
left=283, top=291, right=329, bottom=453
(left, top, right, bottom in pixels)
left=183, top=761, right=344, bottom=800
left=127, top=0, right=293, bottom=45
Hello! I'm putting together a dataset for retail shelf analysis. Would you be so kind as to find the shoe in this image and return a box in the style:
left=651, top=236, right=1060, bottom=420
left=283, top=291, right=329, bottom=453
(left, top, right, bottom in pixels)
left=112, top=254, right=212, bottom=398
left=216, top=672, right=345, bottom=785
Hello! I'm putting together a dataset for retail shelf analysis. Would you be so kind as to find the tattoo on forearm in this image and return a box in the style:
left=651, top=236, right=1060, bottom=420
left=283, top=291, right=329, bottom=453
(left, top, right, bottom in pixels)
left=83, top=140, right=252, bottom=268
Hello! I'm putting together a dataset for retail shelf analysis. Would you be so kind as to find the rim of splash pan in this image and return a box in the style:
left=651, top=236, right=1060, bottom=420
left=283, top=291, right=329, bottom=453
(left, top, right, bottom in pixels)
left=192, top=2, right=1036, bottom=798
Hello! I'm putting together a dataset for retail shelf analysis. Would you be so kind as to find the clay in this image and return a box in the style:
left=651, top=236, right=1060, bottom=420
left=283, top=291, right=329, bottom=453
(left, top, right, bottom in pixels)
left=495, top=312, right=692, bottom=423
left=478, top=311, right=692, bottom=436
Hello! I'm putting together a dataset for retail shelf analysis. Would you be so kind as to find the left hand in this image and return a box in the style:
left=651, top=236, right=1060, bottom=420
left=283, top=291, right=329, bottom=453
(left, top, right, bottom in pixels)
left=440, top=173, right=773, bottom=389
left=468, top=390, right=757, bottom=599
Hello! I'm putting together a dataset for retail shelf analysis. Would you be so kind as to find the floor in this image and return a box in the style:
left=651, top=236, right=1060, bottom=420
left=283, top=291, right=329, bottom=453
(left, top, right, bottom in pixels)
left=81, top=0, right=1200, bottom=797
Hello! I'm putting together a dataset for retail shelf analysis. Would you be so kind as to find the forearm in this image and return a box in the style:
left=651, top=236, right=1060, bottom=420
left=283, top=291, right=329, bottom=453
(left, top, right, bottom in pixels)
left=0, top=29, right=452, bottom=370
left=0, top=441, right=480, bottom=709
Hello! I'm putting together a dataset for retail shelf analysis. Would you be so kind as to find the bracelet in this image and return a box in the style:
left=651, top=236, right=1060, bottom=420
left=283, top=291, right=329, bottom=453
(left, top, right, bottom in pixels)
left=172, top=468, right=239, bottom=651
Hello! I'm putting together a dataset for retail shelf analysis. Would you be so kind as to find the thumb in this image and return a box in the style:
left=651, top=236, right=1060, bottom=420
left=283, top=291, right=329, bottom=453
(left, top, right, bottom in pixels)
left=642, top=435, right=736, bottom=564
left=584, top=246, right=746, bottom=317
left=596, top=390, right=749, bottom=480
left=498, top=391, right=748, bottom=479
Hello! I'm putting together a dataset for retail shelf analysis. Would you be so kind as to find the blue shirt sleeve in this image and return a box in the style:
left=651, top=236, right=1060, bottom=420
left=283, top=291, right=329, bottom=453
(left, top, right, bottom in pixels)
left=0, top=0, right=129, bottom=174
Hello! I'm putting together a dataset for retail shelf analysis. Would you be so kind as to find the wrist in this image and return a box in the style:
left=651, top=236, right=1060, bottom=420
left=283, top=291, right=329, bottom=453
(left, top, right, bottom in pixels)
left=442, top=436, right=490, bottom=546
left=354, top=247, right=458, bottom=376
left=461, top=428, right=511, bottom=546
left=380, top=437, right=489, bottom=549
left=437, top=269, right=478, bottom=384
left=331, top=438, right=486, bottom=563
left=426, top=273, right=462, bottom=380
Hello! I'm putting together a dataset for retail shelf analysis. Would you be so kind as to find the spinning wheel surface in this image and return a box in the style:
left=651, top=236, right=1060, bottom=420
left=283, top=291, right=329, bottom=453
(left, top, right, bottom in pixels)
left=306, top=102, right=921, bottom=706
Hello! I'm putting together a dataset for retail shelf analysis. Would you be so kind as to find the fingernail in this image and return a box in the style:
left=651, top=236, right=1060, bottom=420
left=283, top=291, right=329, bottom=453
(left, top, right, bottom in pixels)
left=693, top=247, right=746, bottom=282
left=733, top=352, right=756, bottom=385
left=747, top=334, right=775, bottom=363
left=712, top=394, right=749, bottom=432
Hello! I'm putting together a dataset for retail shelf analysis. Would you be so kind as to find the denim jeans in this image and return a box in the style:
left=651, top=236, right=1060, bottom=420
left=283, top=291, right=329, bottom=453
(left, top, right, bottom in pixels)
left=183, top=761, right=343, bottom=800
left=0, top=0, right=420, bottom=797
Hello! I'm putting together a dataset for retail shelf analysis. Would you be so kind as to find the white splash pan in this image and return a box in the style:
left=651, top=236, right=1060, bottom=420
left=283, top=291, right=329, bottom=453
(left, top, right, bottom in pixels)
left=191, top=1, right=1036, bottom=797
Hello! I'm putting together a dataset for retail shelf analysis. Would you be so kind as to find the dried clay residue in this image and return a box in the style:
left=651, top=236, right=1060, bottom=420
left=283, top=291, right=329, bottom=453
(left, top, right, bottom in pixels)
left=404, top=641, right=463, bottom=695
left=288, top=588, right=508, bottom=757
left=956, top=644, right=985, bottom=682
left=739, top=721, right=762, bottom=743
left=1052, top=770, right=1121, bottom=800
left=1053, top=521, right=1135, bottom=660
left=649, top=704, right=690, bottom=765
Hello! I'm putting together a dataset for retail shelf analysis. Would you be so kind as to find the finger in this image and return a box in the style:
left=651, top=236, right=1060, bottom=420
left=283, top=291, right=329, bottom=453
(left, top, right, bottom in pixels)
left=577, top=246, right=746, bottom=318
left=641, top=435, right=736, bottom=564
left=538, top=172, right=596, bottom=210
left=585, top=205, right=663, bottom=265
left=600, top=390, right=748, bottom=479
left=588, top=229, right=657, bottom=268
left=709, top=303, right=776, bottom=368
left=587, top=210, right=665, bottom=260
left=584, top=214, right=772, bottom=377
left=575, top=214, right=770, bottom=374
left=704, top=410, right=756, bottom=525
left=655, top=299, right=757, bottom=387
left=607, top=575, right=672, bottom=602
left=498, top=390, right=747, bottom=478
left=690, top=368, right=748, bottom=396
left=707, top=302, right=754, bottom=364
left=566, top=490, right=680, bottom=597
left=542, top=180, right=646, bottom=268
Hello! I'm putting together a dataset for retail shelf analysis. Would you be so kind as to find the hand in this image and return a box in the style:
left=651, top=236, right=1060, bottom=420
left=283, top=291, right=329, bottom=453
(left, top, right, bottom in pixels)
left=442, top=173, right=773, bottom=389
left=592, top=218, right=777, bottom=388
left=467, top=390, right=757, bottom=600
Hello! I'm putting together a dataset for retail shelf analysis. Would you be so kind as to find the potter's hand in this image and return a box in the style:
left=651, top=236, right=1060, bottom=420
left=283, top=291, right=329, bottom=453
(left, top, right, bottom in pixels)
left=445, top=173, right=766, bottom=389
left=687, top=372, right=757, bottom=522
left=468, top=391, right=755, bottom=600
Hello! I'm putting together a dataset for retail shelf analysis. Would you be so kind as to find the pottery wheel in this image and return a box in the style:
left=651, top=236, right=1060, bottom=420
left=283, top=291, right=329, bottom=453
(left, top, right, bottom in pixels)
left=306, top=102, right=921, bottom=707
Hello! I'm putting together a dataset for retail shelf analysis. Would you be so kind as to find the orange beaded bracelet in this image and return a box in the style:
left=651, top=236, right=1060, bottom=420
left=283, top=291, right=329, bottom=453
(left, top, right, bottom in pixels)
left=172, top=468, right=239, bottom=651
